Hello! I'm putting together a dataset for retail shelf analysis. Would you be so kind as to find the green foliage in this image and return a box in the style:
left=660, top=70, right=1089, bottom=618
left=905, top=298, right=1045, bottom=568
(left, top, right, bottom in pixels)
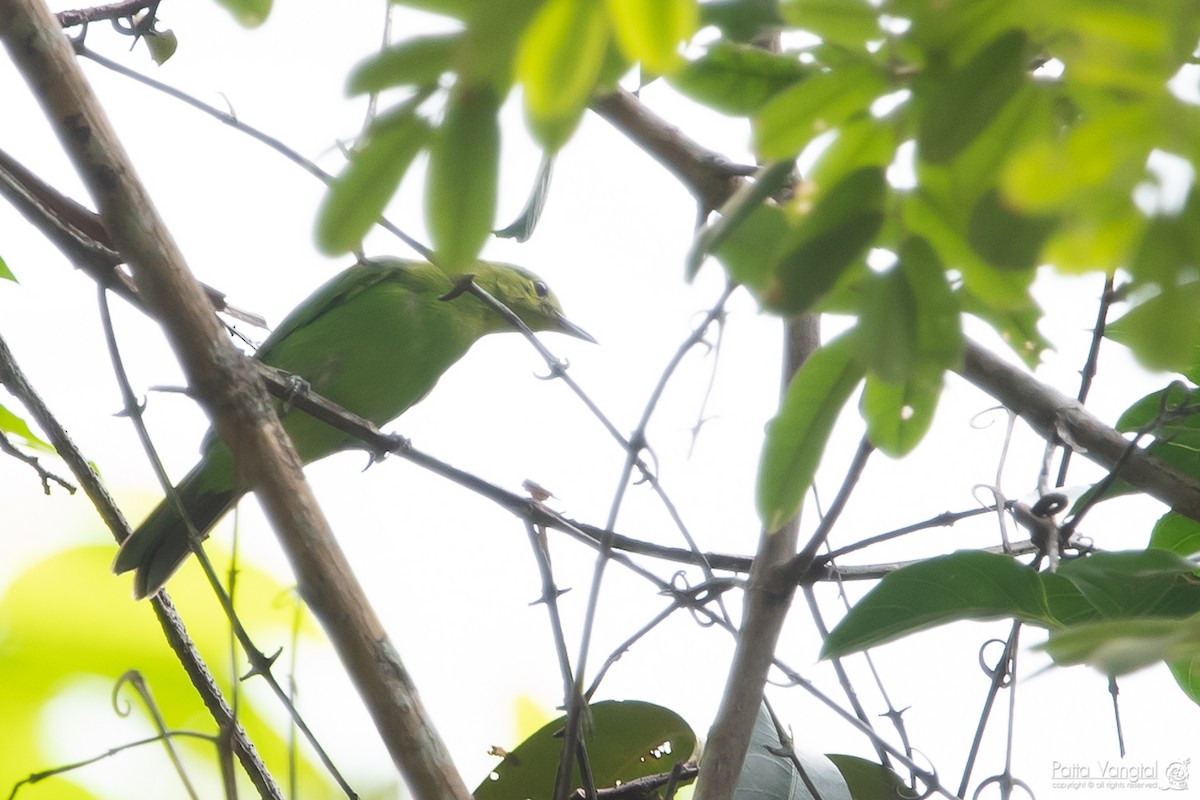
left=0, top=253, right=13, bottom=281
left=823, top=550, right=1200, bottom=677
left=669, top=42, right=811, bottom=116
left=0, top=400, right=53, bottom=452
left=733, top=705, right=851, bottom=800
left=757, top=332, right=864, bottom=532
left=209, top=0, right=271, bottom=27
left=474, top=700, right=697, bottom=800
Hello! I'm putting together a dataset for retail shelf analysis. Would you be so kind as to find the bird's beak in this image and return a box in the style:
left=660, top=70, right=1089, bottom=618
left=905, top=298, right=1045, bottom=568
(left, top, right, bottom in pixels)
left=554, top=311, right=597, bottom=343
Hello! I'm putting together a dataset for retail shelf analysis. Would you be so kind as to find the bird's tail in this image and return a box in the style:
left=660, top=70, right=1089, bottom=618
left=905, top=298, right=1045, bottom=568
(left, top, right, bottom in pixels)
left=112, top=461, right=238, bottom=599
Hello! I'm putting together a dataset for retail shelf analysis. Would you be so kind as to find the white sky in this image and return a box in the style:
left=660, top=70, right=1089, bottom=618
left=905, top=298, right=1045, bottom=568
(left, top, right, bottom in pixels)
left=2, top=3, right=1199, bottom=799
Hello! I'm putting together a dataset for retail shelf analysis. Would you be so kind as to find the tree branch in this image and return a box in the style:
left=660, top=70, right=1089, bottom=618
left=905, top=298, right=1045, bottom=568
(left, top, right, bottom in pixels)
left=0, top=4, right=470, bottom=798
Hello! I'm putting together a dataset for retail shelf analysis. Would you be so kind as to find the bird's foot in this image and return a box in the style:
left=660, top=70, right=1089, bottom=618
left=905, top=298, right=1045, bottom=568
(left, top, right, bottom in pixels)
left=281, top=374, right=311, bottom=415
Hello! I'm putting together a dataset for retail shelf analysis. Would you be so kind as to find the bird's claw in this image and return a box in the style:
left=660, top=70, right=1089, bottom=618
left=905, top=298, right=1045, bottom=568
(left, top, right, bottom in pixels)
left=281, top=375, right=310, bottom=416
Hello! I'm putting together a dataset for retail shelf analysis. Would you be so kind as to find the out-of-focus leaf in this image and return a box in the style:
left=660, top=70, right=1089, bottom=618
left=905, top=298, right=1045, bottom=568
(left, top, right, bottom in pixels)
left=967, top=187, right=1058, bottom=271
left=1042, top=616, right=1200, bottom=677
left=780, top=0, right=879, bottom=48
left=711, top=203, right=789, bottom=291
left=518, top=0, right=610, bottom=150
left=826, top=755, right=910, bottom=800
left=1053, top=549, right=1200, bottom=619
left=917, top=29, right=1028, bottom=164
left=959, top=289, right=1049, bottom=367
left=427, top=84, right=501, bottom=268
left=1150, top=511, right=1200, bottom=558
left=474, top=700, right=697, bottom=800
left=0, top=255, right=14, bottom=282
left=765, top=166, right=885, bottom=313
left=689, top=159, right=794, bottom=281
left=670, top=42, right=811, bottom=116
left=0, top=402, right=53, bottom=453
left=753, top=60, right=886, bottom=159
left=699, top=0, right=785, bottom=42
left=822, top=550, right=1055, bottom=658
left=496, top=154, right=554, bottom=242
left=605, top=0, right=697, bottom=75
left=315, top=105, right=431, bottom=255
left=348, top=34, right=460, bottom=94
left=211, top=0, right=271, bottom=26
left=735, top=705, right=852, bottom=800
left=806, top=116, right=896, bottom=195
left=1106, top=281, right=1200, bottom=373
left=861, top=371, right=942, bottom=456
left=757, top=331, right=864, bottom=532
left=143, top=29, right=177, bottom=65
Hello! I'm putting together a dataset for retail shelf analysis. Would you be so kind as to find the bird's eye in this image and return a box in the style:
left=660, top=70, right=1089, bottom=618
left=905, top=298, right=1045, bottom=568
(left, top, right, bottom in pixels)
left=533, top=280, right=549, bottom=298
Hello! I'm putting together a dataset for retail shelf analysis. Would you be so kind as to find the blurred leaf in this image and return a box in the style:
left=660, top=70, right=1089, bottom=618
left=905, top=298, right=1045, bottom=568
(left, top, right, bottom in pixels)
left=210, top=0, right=271, bottom=26
left=765, top=166, right=885, bottom=313
left=753, top=59, right=886, bottom=159
left=711, top=203, right=789, bottom=290
left=1042, top=615, right=1200, bottom=677
left=903, top=190, right=1036, bottom=310
left=605, top=0, right=698, bottom=75
left=427, top=83, right=501, bottom=268
left=826, top=755, right=910, bottom=800
left=1053, top=549, right=1200, bottom=619
left=960, top=290, right=1049, bottom=367
left=474, top=700, right=697, bottom=800
left=699, top=0, right=785, bottom=42
left=315, top=105, right=431, bottom=255
left=690, top=159, right=794, bottom=281
left=967, top=187, right=1058, bottom=271
left=917, top=29, right=1028, bottom=164
left=1150, top=512, right=1200, bottom=558
left=518, top=0, right=610, bottom=150
left=1106, top=281, right=1200, bottom=373
left=757, top=331, right=864, bottom=532
left=670, top=42, right=811, bottom=116
left=735, top=705, right=851, bottom=800
left=861, top=371, right=941, bottom=456
left=143, top=29, right=178, bottom=65
left=348, top=34, right=460, bottom=94
left=779, top=0, right=879, bottom=48
left=0, top=254, right=12, bottom=281
left=496, top=154, right=554, bottom=242
left=806, top=116, right=896, bottom=194
left=822, top=550, right=1055, bottom=658
left=0, top=401, right=53, bottom=452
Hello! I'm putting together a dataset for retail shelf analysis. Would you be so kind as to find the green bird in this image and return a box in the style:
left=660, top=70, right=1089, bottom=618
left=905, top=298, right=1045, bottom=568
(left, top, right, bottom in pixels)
left=113, top=257, right=592, bottom=599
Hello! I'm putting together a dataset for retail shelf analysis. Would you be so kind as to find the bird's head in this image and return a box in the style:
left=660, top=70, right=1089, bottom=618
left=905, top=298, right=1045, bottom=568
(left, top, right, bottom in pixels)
left=465, top=261, right=595, bottom=342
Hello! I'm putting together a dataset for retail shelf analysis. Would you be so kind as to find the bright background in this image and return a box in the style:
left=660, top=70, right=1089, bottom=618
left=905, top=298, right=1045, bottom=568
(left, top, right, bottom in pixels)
left=2, top=3, right=1198, bottom=799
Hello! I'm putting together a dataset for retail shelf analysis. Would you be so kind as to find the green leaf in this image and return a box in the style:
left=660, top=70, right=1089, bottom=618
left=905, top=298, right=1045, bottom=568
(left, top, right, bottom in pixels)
left=757, top=331, right=864, bottom=532
left=1042, top=615, right=1200, bottom=677
left=348, top=34, right=460, bottom=94
left=917, top=29, right=1028, bottom=164
left=966, top=187, right=1058, bottom=271
left=698, top=0, right=785, bottom=43
left=690, top=159, right=794, bottom=281
left=0, top=401, right=53, bottom=453
left=822, top=551, right=1056, bottom=658
left=826, top=755, right=910, bottom=800
left=861, top=371, right=941, bottom=456
left=474, top=700, right=697, bottom=800
left=518, top=0, right=611, bottom=150
left=605, top=0, right=697, bottom=75
left=210, top=0, right=271, bottom=27
left=805, top=116, right=896, bottom=195
left=735, top=705, right=852, bottom=800
left=1150, top=512, right=1200, bottom=558
left=753, top=59, right=886, bottom=160
left=496, top=154, right=554, bottom=242
left=1106, top=281, right=1200, bottom=373
left=315, top=106, right=431, bottom=255
left=669, top=42, right=812, bottom=116
left=0, top=255, right=14, bottom=282
left=1053, top=549, right=1200, bottom=619
left=765, top=166, right=885, bottom=313
left=959, top=289, right=1048, bottom=368
left=427, top=83, right=501, bottom=268
left=779, top=0, right=879, bottom=48
left=143, top=28, right=178, bottom=65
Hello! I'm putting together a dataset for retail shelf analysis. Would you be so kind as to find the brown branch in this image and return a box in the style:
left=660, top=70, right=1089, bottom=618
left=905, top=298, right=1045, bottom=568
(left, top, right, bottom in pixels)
left=56, top=0, right=157, bottom=28
left=0, top=4, right=469, bottom=799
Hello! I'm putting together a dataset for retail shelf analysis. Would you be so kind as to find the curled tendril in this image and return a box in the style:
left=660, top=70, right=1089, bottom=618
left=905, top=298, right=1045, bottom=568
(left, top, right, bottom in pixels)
left=977, top=638, right=1014, bottom=686
left=972, top=773, right=1034, bottom=800
left=969, top=405, right=1009, bottom=430
left=903, top=748, right=939, bottom=800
